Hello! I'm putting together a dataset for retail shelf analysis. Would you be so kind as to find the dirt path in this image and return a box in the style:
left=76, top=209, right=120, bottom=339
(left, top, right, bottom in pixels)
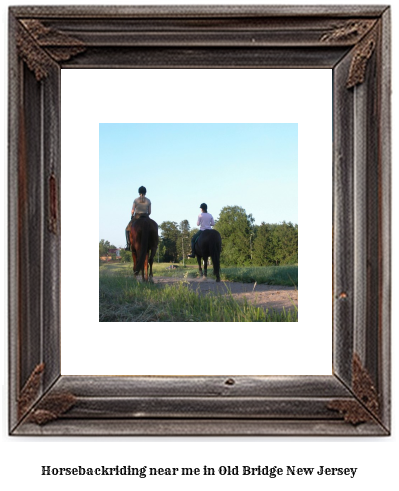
left=153, top=277, right=298, bottom=312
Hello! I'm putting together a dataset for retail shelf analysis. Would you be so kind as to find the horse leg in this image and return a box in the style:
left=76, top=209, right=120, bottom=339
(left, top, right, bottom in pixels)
left=143, top=253, right=149, bottom=281
left=203, top=257, right=208, bottom=277
left=132, top=251, right=138, bottom=276
left=148, top=247, right=156, bottom=282
left=197, top=256, right=203, bottom=277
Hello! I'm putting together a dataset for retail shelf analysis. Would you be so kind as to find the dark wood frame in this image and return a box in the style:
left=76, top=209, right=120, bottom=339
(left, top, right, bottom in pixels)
left=8, top=5, right=391, bottom=436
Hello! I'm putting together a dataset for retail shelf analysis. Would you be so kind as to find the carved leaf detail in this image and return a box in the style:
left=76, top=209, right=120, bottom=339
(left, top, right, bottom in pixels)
left=352, top=353, right=380, bottom=416
left=18, top=363, right=45, bottom=419
left=321, top=20, right=376, bottom=43
left=43, top=46, right=87, bottom=62
left=17, top=25, right=54, bottom=81
left=28, top=393, right=77, bottom=425
left=21, top=19, right=85, bottom=51
left=327, top=400, right=373, bottom=425
left=346, top=28, right=377, bottom=88
left=17, top=19, right=85, bottom=81
left=328, top=353, right=380, bottom=425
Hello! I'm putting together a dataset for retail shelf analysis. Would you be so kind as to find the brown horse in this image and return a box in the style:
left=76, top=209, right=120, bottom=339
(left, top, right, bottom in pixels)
left=130, top=217, right=159, bottom=281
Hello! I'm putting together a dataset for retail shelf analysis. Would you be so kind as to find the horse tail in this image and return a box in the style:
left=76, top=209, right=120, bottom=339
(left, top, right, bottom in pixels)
left=210, top=231, right=221, bottom=280
left=135, top=219, right=150, bottom=274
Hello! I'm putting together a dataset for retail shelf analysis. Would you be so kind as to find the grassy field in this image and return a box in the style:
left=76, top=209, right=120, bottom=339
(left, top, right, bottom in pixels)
left=99, top=262, right=298, bottom=322
left=102, top=262, right=298, bottom=286
left=220, top=265, right=297, bottom=286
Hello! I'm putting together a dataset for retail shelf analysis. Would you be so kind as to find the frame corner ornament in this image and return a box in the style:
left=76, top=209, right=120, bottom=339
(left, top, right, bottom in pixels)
left=17, top=363, right=45, bottom=419
left=27, top=392, right=77, bottom=425
left=17, top=19, right=85, bottom=81
left=352, top=353, right=380, bottom=417
left=346, top=27, right=378, bottom=88
left=320, top=19, right=376, bottom=44
left=328, top=354, right=380, bottom=425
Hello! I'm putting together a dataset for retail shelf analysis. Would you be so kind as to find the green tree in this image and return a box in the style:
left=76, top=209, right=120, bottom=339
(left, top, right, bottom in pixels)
left=119, top=249, right=132, bottom=262
left=251, top=221, right=298, bottom=266
left=177, top=219, right=191, bottom=261
left=157, top=240, right=167, bottom=262
left=271, top=221, right=298, bottom=265
left=214, top=206, right=254, bottom=266
left=99, top=239, right=117, bottom=258
left=159, top=221, right=180, bottom=262
left=252, top=223, right=276, bottom=266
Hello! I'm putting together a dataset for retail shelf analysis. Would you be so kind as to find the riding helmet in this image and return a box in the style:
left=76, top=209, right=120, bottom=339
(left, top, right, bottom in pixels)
left=138, top=186, right=147, bottom=195
left=200, top=203, right=207, bottom=212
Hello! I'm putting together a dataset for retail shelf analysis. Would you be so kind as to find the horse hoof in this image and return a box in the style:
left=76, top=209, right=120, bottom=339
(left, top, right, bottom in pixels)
left=216, top=278, right=221, bottom=283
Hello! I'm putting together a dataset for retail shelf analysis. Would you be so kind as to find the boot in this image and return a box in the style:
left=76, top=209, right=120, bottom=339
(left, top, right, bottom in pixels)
left=187, top=238, right=196, bottom=258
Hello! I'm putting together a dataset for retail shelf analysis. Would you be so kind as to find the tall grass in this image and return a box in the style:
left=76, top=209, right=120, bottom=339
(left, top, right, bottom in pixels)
left=107, top=262, right=298, bottom=285
left=102, top=262, right=196, bottom=279
left=99, top=271, right=297, bottom=322
left=220, top=265, right=298, bottom=286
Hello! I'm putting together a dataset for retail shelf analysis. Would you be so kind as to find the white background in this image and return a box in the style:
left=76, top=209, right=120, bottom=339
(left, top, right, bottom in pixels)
left=61, top=68, right=332, bottom=376
left=1, top=1, right=397, bottom=491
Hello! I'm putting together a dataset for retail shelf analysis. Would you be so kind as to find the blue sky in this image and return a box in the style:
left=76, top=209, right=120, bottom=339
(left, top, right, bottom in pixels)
left=99, top=123, right=298, bottom=247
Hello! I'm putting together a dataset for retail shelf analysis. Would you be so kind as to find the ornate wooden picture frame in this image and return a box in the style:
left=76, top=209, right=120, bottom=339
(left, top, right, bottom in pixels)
left=8, top=5, right=391, bottom=436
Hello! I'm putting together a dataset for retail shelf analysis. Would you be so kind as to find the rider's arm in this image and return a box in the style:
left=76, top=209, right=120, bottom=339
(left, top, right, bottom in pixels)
left=148, top=203, right=151, bottom=215
left=210, top=215, right=215, bottom=227
left=131, top=200, right=136, bottom=216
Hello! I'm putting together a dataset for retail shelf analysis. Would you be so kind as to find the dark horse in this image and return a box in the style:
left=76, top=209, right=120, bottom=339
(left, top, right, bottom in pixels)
left=130, top=217, right=159, bottom=281
left=194, top=229, right=222, bottom=282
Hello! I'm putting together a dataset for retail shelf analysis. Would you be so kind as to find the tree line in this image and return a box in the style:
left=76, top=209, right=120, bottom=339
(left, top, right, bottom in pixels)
left=100, top=206, right=298, bottom=267
left=214, top=206, right=298, bottom=267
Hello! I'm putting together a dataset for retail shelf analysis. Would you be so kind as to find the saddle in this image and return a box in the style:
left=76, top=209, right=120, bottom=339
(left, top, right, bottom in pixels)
left=133, top=213, right=149, bottom=221
left=127, top=214, right=149, bottom=230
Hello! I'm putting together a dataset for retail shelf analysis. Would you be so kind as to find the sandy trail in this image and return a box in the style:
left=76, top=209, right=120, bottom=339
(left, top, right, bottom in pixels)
left=153, top=277, right=298, bottom=312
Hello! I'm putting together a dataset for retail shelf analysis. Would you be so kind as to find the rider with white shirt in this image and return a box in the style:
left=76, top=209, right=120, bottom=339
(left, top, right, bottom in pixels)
left=187, top=203, right=215, bottom=258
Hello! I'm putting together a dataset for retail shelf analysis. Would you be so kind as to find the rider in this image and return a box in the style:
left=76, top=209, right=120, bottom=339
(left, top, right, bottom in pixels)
left=125, top=186, right=151, bottom=251
left=187, top=203, right=215, bottom=258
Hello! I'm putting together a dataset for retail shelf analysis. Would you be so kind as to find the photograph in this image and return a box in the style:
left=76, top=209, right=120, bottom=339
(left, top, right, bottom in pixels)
left=99, top=123, right=299, bottom=323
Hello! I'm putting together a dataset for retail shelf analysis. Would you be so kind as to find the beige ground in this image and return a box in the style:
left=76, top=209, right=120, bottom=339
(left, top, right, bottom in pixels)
left=153, top=277, right=298, bottom=312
